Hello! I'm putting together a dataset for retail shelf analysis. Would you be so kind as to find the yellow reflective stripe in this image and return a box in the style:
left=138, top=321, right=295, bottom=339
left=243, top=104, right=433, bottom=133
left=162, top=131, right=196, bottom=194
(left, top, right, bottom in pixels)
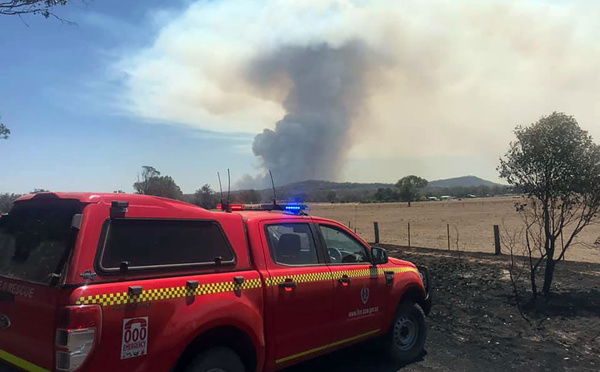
left=0, top=350, right=50, bottom=372
left=275, top=329, right=381, bottom=364
left=75, top=278, right=263, bottom=307
left=267, top=267, right=419, bottom=287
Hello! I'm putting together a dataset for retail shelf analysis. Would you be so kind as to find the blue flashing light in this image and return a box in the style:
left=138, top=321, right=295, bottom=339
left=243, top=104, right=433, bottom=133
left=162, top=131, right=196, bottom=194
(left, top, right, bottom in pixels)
left=283, top=204, right=309, bottom=213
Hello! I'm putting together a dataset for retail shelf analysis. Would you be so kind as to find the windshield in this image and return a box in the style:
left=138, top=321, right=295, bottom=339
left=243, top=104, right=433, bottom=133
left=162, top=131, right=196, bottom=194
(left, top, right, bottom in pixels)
left=0, top=200, right=82, bottom=285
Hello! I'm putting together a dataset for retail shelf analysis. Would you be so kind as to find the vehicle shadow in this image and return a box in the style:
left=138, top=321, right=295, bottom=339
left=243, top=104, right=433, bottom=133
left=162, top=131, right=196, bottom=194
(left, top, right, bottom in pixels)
left=281, top=341, right=426, bottom=372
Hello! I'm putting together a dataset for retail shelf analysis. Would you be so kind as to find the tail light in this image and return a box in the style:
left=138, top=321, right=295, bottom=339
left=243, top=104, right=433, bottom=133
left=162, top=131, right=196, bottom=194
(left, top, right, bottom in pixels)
left=55, top=305, right=102, bottom=372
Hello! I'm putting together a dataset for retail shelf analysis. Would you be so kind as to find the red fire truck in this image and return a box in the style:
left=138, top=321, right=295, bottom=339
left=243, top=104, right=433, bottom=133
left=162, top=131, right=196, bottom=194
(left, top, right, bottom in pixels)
left=0, top=193, right=431, bottom=372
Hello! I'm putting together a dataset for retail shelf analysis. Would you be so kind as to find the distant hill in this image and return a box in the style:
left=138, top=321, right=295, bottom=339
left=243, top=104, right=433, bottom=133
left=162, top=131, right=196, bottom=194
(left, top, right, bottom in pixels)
left=428, top=176, right=503, bottom=188
left=185, top=176, right=511, bottom=205
left=254, top=180, right=392, bottom=202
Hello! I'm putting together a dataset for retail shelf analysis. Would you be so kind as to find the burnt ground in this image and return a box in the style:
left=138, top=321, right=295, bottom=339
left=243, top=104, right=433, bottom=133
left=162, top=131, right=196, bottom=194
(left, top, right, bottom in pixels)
left=2, top=246, right=597, bottom=372
left=284, top=245, right=600, bottom=372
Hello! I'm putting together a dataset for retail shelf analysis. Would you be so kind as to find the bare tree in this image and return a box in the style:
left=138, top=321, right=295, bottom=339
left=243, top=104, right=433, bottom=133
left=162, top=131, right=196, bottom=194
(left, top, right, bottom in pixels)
left=500, top=223, right=531, bottom=323
left=0, top=1, right=69, bottom=19
left=499, top=112, right=600, bottom=296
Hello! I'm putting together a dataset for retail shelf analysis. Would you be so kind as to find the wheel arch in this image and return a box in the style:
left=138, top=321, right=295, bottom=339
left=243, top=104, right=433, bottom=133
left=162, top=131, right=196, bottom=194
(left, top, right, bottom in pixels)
left=173, top=324, right=259, bottom=372
left=385, top=284, right=427, bottom=332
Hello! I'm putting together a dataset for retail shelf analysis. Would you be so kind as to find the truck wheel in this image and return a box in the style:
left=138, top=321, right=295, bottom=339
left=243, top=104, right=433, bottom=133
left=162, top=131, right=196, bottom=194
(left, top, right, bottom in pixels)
left=387, top=301, right=426, bottom=363
left=185, top=347, right=245, bottom=372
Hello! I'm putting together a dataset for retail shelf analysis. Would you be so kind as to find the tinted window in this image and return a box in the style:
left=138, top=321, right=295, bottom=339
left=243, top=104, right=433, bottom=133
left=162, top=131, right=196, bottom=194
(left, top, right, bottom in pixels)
left=101, top=219, right=234, bottom=270
left=0, top=200, right=81, bottom=284
left=319, top=225, right=370, bottom=264
left=266, top=223, right=319, bottom=265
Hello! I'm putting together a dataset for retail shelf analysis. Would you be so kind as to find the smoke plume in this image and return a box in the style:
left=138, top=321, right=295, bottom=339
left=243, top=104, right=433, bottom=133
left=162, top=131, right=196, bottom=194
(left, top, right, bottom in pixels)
left=117, top=0, right=600, bottom=186
left=244, top=42, right=374, bottom=187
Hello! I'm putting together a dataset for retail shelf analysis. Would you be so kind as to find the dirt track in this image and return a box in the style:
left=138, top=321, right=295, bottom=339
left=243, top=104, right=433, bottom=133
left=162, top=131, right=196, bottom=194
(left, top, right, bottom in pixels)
left=284, top=246, right=600, bottom=372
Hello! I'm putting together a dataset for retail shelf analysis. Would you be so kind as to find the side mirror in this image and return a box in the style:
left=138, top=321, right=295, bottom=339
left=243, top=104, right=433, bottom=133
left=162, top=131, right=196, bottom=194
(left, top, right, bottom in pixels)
left=371, top=247, right=388, bottom=265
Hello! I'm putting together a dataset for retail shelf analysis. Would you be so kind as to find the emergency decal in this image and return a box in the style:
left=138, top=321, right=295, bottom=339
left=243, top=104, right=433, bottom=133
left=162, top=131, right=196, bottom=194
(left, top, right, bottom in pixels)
left=75, top=278, right=262, bottom=307
left=349, top=286, right=379, bottom=318
left=0, top=280, right=34, bottom=299
left=361, top=286, right=370, bottom=305
left=121, top=317, right=148, bottom=359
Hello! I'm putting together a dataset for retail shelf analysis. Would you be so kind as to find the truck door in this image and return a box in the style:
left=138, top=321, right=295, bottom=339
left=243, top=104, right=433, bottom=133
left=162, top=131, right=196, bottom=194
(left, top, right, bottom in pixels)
left=260, top=221, right=334, bottom=369
left=317, top=223, right=387, bottom=343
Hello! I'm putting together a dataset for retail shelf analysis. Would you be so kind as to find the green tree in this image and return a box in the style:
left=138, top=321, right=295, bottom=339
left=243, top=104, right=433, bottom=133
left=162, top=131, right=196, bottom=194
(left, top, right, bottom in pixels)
left=133, top=166, right=160, bottom=195
left=499, top=112, right=600, bottom=297
left=374, top=188, right=398, bottom=202
left=0, top=122, right=9, bottom=140
left=238, top=189, right=262, bottom=204
left=133, top=166, right=183, bottom=200
left=194, top=184, right=219, bottom=209
left=0, top=1, right=69, bottom=18
left=396, top=176, right=428, bottom=207
left=0, top=193, right=20, bottom=213
left=31, top=188, right=50, bottom=194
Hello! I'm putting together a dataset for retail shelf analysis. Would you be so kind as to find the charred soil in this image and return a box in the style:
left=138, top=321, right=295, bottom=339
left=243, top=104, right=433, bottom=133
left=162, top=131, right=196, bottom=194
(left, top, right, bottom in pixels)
left=284, top=246, right=600, bottom=372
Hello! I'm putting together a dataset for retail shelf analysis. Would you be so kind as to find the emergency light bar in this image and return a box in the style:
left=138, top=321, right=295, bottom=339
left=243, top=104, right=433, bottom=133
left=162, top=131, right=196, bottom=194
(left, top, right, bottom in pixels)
left=216, top=203, right=309, bottom=214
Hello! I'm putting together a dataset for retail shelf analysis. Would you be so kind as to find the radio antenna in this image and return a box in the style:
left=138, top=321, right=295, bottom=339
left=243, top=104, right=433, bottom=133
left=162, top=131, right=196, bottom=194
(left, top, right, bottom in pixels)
left=226, top=169, right=231, bottom=212
left=269, top=170, right=277, bottom=209
left=217, top=172, right=224, bottom=207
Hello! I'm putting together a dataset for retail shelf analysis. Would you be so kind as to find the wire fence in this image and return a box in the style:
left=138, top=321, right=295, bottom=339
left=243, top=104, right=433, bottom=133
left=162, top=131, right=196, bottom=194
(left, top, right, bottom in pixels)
left=309, top=200, right=600, bottom=261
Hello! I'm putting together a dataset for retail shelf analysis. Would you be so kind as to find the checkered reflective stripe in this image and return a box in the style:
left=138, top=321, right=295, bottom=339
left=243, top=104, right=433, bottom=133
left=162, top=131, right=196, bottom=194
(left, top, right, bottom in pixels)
left=265, top=266, right=419, bottom=286
left=329, top=267, right=381, bottom=280
left=265, top=272, right=331, bottom=286
left=385, top=267, right=419, bottom=275
left=75, top=278, right=262, bottom=307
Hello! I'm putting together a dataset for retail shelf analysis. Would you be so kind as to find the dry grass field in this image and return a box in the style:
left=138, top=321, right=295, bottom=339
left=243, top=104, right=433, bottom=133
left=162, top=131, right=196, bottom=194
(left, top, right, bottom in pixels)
left=310, top=197, right=600, bottom=264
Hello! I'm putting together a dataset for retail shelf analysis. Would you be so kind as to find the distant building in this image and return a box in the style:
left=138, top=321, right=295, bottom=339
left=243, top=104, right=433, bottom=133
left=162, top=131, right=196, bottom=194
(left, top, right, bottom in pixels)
left=440, top=196, right=451, bottom=201
left=427, top=196, right=439, bottom=201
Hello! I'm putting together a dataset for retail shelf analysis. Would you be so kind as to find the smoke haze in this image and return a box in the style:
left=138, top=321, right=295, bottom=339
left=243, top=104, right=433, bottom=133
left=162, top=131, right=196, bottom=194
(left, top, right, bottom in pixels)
left=117, top=0, right=600, bottom=187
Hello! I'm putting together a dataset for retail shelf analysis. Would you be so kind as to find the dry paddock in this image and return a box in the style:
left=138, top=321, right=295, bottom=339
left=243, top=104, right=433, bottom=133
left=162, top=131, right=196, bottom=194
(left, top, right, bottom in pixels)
left=309, top=197, right=600, bottom=264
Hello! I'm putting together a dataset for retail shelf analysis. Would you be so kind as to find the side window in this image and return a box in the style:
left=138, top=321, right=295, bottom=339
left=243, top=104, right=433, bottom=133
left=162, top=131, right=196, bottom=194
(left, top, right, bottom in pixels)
left=266, top=223, right=319, bottom=265
left=319, top=225, right=370, bottom=264
left=100, top=219, right=234, bottom=270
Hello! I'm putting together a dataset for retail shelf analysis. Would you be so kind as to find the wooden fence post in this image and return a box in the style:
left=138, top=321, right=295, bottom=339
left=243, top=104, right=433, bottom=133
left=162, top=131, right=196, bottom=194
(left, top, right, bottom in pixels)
left=447, top=224, right=450, bottom=250
left=493, top=225, right=501, bottom=255
left=373, top=222, right=380, bottom=244
left=408, top=222, right=411, bottom=248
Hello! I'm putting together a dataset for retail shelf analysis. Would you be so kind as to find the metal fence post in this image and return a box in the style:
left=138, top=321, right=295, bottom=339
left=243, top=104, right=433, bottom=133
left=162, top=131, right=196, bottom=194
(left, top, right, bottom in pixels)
left=493, top=225, right=501, bottom=255
left=447, top=224, right=450, bottom=250
left=373, top=222, right=380, bottom=244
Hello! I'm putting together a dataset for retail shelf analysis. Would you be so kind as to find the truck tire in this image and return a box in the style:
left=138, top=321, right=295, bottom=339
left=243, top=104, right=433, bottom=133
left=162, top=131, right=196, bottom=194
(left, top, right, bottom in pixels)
left=386, top=301, right=426, bottom=363
left=185, top=347, right=245, bottom=372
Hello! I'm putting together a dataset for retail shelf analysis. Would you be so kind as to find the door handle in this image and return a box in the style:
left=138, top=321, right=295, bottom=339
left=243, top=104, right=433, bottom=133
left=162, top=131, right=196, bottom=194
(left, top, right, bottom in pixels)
left=384, top=271, right=395, bottom=286
left=278, top=279, right=297, bottom=292
left=339, top=275, right=351, bottom=287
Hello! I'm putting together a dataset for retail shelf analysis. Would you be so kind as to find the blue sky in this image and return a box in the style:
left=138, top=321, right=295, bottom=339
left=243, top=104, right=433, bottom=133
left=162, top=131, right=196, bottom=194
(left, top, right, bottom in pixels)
left=2, top=0, right=599, bottom=194
left=1, top=0, right=254, bottom=194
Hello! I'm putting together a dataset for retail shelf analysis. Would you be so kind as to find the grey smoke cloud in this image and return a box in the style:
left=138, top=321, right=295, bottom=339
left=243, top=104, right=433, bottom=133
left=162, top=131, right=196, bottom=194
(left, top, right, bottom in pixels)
left=117, top=0, right=600, bottom=187
left=243, top=42, right=374, bottom=187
